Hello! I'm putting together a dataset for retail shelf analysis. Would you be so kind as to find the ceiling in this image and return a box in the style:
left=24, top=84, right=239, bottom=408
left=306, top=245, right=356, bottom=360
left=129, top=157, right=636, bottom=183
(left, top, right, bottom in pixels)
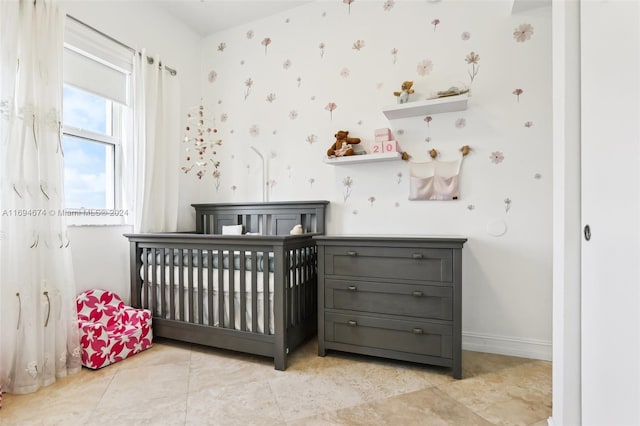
left=154, top=0, right=313, bottom=37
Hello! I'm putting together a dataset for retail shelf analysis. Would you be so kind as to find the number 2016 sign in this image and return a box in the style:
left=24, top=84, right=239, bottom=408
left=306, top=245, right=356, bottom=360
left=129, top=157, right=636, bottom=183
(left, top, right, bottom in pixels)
left=372, top=140, right=398, bottom=153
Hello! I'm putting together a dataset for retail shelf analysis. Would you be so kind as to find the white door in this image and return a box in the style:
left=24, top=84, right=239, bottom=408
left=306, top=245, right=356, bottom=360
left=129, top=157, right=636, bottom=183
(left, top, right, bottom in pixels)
left=581, top=1, right=640, bottom=424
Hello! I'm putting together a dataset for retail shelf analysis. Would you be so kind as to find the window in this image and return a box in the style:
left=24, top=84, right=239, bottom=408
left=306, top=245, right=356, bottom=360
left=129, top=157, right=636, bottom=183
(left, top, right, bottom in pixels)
left=62, top=17, right=133, bottom=221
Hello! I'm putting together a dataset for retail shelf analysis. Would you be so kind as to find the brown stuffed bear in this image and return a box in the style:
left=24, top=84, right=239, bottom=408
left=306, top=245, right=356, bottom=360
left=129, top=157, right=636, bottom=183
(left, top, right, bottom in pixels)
left=327, top=130, right=361, bottom=157
left=393, top=81, right=415, bottom=104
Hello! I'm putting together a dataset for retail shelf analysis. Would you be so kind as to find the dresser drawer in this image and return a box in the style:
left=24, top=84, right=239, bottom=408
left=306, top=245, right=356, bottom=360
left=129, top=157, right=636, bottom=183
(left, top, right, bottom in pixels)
left=325, top=279, right=452, bottom=321
left=324, top=313, right=452, bottom=359
left=324, top=246, right=453, bottom=283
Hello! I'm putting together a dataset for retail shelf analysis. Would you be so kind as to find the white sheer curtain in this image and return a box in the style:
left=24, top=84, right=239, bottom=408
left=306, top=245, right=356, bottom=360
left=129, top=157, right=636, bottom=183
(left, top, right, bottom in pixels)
left=132, top=51, right=180, bottom=233
left=0, top=0, right=81, bottom=394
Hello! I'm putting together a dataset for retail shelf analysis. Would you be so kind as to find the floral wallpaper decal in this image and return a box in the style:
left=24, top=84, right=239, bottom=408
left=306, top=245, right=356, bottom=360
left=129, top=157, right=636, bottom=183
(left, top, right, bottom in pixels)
left=319, top=42, right=326, bottom=58
left=395, top=202, right=400, bottom=207
left=465, top=51, right=480, bottom=84
left=524, top=121, right=533, bottom=128
left=266, top=93, right=276, bottom=103
left=287, top=165, right=292, bottom=178
left=296, top=77, right=302, bottom=87
left=490, top=151, right=504, bottom=164
left=249, top=124, right=259, bottom=137
left=513, top=23, right=534, bottom=43
left=461, top=32, right=471, bottom=41
left=246, top=30, right=254, bottom=39
left=244, top=78, right=253, bottom=100
left=424, top=115, right=432, bottom=127
left=352, top=40, right=365, bottom=51
left=513, top=88, right=523, bottom=102
left=220, top=113, right=228, bottom=122
left=425, top=136, right=432, bottom=143
left=217, top=42, right=226, bottom=52
left=340, top=67, right=350, bottom=78
left=352, top=209, right=358, bottom=215
left=391, top=48, right=398, bottom=64
left=207, top=70, right=217, bottom=83
left=325, top=102, right=337, bottom=120
left=455, top=118, right=466, bottom=129
left=267, top=179, right=277, bottom=197
left=383, top=0, right=395, bottom=11
left=504, top=197, right=511, bottom=212
left=368, top=196, right=376, bottom=207
left=397, top=172, right=403, bottom=184
left=417, top=59, right=434, bottom=76
left=289, top=110, right=298, bottom=120
left=467, top=204, right=475, bottom=211
left=344, top=0, right=354, bottom=15
left=283, top=59, right=292, bottom=70
left=431, top=19, right=440, bottom=31
left=343, top=176, right=353, bottom=201
left=306, top=134, right=317, bottom=144
left=309, top=178, right=315, bottom=188
left=261, top=37, right=272, bottom=55
left=534, top=173, right=542, bottom=180
left=231, top=185, right=237, bottom=194
left=213, top=170, right=221, bottom=190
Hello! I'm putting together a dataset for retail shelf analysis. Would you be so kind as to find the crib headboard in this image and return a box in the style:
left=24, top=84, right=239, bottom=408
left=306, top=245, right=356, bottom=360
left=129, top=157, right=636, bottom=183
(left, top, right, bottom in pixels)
left=191, top=201, right=329, bottom=236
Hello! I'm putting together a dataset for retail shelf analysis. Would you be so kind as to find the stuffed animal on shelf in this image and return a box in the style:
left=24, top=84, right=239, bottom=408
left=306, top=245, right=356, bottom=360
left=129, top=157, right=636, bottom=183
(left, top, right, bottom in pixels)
left=393, top=81, right=415, bottom=104
left=327, top=130, right=361, bottom=157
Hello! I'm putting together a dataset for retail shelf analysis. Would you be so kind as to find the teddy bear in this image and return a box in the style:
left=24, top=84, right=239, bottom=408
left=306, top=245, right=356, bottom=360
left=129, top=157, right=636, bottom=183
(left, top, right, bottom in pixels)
left=393, top=81, right=415, bottom=104
left=327, top=130, right=361, bottom=157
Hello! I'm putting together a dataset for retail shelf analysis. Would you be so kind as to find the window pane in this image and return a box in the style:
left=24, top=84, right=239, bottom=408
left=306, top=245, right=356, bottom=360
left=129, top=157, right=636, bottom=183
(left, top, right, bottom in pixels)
left=63, top=135, right=113, bottom=209
left=62, top=85, right=110, bottom=135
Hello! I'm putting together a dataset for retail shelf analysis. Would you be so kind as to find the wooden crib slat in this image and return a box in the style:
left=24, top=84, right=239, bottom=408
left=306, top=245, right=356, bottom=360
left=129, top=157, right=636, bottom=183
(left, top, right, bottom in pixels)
left=178, top=249, right=185, bottom=321
left=239, top=251, right=247, bottom=331
left=229, top=250, right=235, bottom=330
left=251, top=254, right=258, bottom=333
left=151, top=248, right=157, bottom=316
left=287, top=250, right=294, bottom=328
left=263, top=251, right=269, bottom=334
left=217, top=250, right=224, bottom=328
left=160, top=248, right=166, bottom=318
left=142, top=247, right=149, bottom=309
left=169, top=248, right=175, bottom=320
left=207, top=250, right=214, bottom=326
left=197, top=250, right=204, bottom=325
left=188, top=249, right=194, bottom=323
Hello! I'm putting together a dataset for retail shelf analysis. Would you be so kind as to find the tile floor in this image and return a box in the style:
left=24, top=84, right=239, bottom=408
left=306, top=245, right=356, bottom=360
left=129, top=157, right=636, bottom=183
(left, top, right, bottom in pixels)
left=0, top=338, right=551, bottom=425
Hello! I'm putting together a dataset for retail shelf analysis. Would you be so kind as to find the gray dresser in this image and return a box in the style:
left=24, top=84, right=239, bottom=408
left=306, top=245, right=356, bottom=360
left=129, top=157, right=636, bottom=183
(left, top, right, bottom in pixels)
left=314, top=235, right=467, bottom=378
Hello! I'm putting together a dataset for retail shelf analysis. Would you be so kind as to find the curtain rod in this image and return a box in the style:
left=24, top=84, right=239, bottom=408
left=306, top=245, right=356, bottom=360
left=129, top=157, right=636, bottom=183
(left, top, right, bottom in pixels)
left=66, top=14, right=178, bottom=76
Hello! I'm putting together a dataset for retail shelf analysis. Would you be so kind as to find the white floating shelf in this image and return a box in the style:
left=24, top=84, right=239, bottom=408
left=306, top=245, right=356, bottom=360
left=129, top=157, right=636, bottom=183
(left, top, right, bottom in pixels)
left=382, top=93, right=469, bottom=120
left=323, top=152, right=402, bottom=165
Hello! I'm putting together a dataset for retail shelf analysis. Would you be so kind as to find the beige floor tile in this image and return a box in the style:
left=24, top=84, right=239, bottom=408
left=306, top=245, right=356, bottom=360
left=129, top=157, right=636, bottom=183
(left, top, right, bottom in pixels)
left=88, top=394, right=187, bottom=425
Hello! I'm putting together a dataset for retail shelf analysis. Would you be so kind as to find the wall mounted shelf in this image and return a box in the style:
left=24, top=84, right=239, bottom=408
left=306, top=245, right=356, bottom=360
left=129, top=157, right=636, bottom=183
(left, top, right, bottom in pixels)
left=323, top=152, right=402, bottom=165
left=382, top=93, right=469, bottom=120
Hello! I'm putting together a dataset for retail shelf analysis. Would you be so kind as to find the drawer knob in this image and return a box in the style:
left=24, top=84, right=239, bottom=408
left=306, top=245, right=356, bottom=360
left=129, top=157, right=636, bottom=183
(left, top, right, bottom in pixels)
left=412, top=328, right=424, bottom=334
left=347, top=251, right=358, bottom=256
left=412, top=253, right=424, bottom=259
left=412, top=291, right=423, bottom=297
left=348, top=320, right=358, bottom=327
left=348, top=286, right=358, bottom=292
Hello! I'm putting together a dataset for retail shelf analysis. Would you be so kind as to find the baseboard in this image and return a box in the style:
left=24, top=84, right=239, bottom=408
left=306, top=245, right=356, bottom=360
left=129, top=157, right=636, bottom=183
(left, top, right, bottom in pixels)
left=462, top=331, right=552, bottom=361
left=547, top=416, right=554, bottom=426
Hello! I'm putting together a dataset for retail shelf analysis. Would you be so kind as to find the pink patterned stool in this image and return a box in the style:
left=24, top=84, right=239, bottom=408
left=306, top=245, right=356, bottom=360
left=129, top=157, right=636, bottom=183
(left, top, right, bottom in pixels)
left=76, top=289, right=153, bottom=369
left=0, top=383, right=2, bottom=408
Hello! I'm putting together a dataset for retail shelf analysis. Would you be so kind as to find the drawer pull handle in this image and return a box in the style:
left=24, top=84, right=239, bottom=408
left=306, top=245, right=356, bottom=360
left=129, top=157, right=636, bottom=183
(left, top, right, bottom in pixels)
left=412, top=291, right=423, bottom=297
left=412, top=253, right=424, bottom=259
left=412, top=328, right=424, bottom=334
left=348, top=286, right=358, bottom=292
left=347, top=251, right=358, bottom=256
left=348, top=320, right=358, bottom=327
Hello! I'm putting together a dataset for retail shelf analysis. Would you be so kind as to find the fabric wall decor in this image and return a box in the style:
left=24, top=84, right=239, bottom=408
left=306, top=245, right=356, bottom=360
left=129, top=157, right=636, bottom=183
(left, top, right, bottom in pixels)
left=408, top=155, right=464, bottom=201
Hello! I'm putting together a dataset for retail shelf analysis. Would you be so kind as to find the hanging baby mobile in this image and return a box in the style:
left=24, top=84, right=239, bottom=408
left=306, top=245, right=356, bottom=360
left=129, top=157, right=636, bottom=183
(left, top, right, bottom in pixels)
left=181, top=99, right=223, bottom=190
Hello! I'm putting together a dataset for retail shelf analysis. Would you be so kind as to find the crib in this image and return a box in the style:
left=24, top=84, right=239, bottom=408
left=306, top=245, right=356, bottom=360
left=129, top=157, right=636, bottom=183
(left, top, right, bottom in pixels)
left=125, top=201, right=328, bottom=370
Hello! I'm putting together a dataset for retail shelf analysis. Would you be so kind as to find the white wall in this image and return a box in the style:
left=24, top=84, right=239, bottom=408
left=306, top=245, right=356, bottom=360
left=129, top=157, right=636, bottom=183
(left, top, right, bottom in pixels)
left=60, top=1, right=202, bottom=303
left=197, top=1, right=553, bottom=359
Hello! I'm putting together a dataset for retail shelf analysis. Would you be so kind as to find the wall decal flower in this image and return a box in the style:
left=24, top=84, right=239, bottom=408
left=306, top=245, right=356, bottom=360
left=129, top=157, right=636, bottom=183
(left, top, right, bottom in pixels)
left=343, top=176, right=353, bottom=201
left=325, top=102, right=337, bottom=120
left=319, top=42, right=325, bottom=58
left=455, top=118, right=466, bottom=129
left=306, top=134, right=317, bottom=144
left=397, top=172, right=403, bottom=184
left=296, top=77, right=302, bottom=88
left=343, top=0, right=354, bottom=15
left=246, top=30, right=254, bottom=39
left=425, top=136, right=432, bottom=143
left=352, top=39, right=365, bottom=51
left=490, top=151, right=504, bottom=164
left=244, top=78, right=254, bottom=100
left=309, top=177, right=315, bottom=188
left=395, top=202, right=400, bottom=207
left=431, top=18, right=440, bottom=31
left=534, top=173, right=542, bottom=180
left=368, top=196, right=376, bottom=207
left=283, top=59, right=292, bottom=70
left=424, top=116, right=432, bottom=127
left=266, top=93, right=276, bottom=103
left=340, top=67, right=350, bottom=78
left=352, top=209, right=358, bottom=215
left=267, top=179, right=277, bottom=197
left=417, top=59, right=434, bottom=76
left=207, top=70, right=218, bottom=83
left=217, top=42, right=226, bottom=52
left=231, top=185, right=237, bottom=194
left=524, top=121, right=533, bottom=128
left=213, top=169, right=221, bottom=191
left=249, top=124, right=259, bottom=137
left=391, top=48, right=398, bottom=64
left=220, top=113, right=228, bottom=122
left=261, top=37, right=272, bottom=55
left=513, top=88, right=524, bottom=102
left=513, top=23, right=534, bottom=43
left=467, top=204, right=475, bottom=211
left=465, top=51, right=480, bottom=84
left=289, top=110, right=298, bottom=120
left=461, top=31, right=471, bottom=41
left=383, top=0, right=395, bottom=11
left=504, top=197, right=511, bottom=212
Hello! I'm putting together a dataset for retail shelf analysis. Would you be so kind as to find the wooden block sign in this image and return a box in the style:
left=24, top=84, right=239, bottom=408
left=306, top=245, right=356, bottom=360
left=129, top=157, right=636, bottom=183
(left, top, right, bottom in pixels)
left=382, top=140, right=399, bottom=152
